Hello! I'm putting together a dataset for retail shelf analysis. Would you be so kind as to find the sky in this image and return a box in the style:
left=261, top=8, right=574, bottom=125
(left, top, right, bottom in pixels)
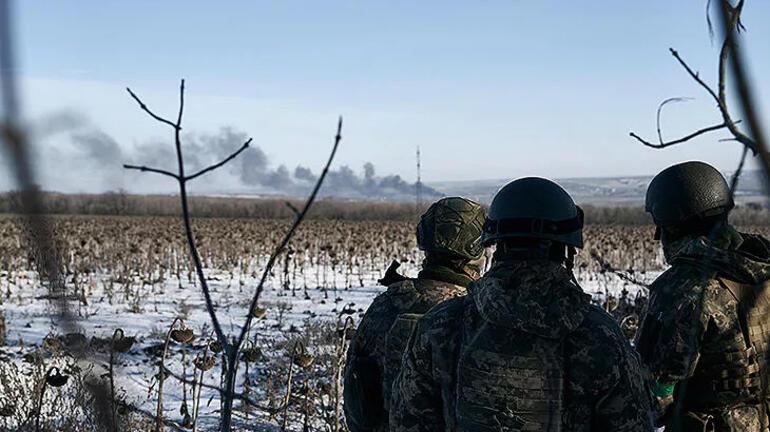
left=2, top=1, right=769, bottom=194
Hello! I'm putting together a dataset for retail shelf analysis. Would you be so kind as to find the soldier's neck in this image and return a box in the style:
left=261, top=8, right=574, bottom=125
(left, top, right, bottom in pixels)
left=418, top=263, right=474, bottom=288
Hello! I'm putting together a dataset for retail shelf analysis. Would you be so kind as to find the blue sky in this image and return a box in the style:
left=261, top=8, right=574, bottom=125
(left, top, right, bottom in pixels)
left=6, top=1, right=770, bottom=193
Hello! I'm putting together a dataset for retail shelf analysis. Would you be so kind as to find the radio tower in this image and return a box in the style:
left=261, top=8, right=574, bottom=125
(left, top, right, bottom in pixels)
left=416, top=146, right=423, bottom=208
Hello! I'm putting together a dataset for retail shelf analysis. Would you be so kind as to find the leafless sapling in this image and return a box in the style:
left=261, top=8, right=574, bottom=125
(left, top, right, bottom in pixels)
left=123, top=80, right=342, bottom=431
left=629, top=0, right=768, bottom=191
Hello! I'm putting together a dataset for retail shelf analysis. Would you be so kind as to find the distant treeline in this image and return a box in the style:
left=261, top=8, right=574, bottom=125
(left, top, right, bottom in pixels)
left=0, top=191, right=767, bottom=225
left=0, top=191, right=424, bottom=221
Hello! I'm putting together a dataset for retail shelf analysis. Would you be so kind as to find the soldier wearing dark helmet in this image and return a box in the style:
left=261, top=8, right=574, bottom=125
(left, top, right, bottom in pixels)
left=635, top=161, right=770, bottom=431
left=343, top=197, right=486, bottom=432
left=390, top=177, right=654, bottom=432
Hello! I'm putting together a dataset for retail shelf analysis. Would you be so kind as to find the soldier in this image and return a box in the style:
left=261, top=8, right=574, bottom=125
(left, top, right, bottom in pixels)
left=635, top=161, right=770, bottom=431
left=343, top=197, right=486, bottom=432
left=390, top=177, right=654, bottom=431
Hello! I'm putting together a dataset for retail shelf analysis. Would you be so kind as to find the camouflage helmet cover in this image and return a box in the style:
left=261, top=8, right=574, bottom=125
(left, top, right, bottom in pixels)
left=416, top=197, right=486, bottom=260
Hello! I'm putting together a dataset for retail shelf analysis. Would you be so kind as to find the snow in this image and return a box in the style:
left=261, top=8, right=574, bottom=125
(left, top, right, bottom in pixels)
left=0, top=261, right=657, bottom=431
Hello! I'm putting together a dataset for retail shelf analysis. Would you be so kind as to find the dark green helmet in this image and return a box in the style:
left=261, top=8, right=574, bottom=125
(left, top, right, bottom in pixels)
left=645, top=161, right=734, bottom=227
left=482, top=177, right=584, bottom=248
left=416, top=197, right=486, bottom=260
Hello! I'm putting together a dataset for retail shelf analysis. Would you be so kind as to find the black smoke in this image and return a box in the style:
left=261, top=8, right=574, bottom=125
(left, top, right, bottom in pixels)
left=24, top=125, right=443, bottom=200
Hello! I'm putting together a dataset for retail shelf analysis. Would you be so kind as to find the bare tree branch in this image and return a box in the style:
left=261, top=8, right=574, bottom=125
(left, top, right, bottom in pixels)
left=123, top=80, right=342, bottom=431
left=285, top=201, right=301, bottom=218
left=720, top=0, right=770, bottom=187
left=114, top=399, right=188, bottom=432
left=123, top=164, right=181, bottom=179
left=244, top=117, right=342, bottom=326
left=589, top=251, right=650, bottom=289
left=126, top=87, right=180, bottom=130
left=172, top=80, right=229, bottom=352
left=629, top=123, right=731, bottom=149
left=729, top=145, right=749, bottom=193
left=220, top=116, right=343, bottom=431
left=629, top=0, right=757, bottom=156
left=669, top=48, right=722, bottom=106
left=176, top=79, right=184, bottom=127
left=656, top=97, right=693, bottom=144
left=185, top=138, right=252, bottom=181
left=160, top=366, right=285, bottom=415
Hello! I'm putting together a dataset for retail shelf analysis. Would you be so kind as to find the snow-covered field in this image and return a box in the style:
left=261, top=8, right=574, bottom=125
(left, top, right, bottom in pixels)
left=0, top=260, right=656, bottom=431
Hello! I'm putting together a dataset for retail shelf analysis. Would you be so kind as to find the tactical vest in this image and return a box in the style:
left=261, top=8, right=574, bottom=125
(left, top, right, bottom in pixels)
left=455, top=308, right=565, bottom=431
left=688, top=277, right=770, bottom=409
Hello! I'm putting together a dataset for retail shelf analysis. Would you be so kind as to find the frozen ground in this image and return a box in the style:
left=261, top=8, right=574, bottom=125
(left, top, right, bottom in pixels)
left=0, top=262, right=657, bottom=431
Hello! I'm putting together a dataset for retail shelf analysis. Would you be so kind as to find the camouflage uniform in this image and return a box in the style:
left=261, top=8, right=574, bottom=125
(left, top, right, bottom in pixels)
left=343, top=264, right=471, bottom=432
left=635, top=226, right=770, bottom=431
left=390, top=260, right=654, bottom=432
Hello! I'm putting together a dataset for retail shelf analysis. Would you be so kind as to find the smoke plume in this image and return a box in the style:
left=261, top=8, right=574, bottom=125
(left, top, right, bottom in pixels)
left=1, top=122, right=442, bottom=201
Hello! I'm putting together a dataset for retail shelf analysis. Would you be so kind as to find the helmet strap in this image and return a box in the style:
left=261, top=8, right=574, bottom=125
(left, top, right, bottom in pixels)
left=565, top=246, right=576, bottom=271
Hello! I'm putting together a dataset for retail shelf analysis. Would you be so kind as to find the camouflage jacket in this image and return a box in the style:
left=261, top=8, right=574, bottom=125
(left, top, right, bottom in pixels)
left=390, top=260, right=654, bottom=432
left=634, top=228, right=770, bottom=431
left=343, top=264, right=469, bottom=432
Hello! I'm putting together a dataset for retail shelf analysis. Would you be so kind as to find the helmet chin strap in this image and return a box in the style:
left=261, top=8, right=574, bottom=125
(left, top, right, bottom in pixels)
left=565, top=246, right=576, bottom=271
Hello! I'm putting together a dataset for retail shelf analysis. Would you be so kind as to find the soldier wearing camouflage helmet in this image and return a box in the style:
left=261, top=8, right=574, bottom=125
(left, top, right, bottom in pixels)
left=390, top=177, right=654, bottom=431
left=635, top=161, right=770, bottom=431
left=343, top=197, right=486, bottom=432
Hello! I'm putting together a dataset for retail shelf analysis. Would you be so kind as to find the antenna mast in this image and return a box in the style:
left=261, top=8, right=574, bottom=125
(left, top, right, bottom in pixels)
left=416, top=146, right=422, bottom=208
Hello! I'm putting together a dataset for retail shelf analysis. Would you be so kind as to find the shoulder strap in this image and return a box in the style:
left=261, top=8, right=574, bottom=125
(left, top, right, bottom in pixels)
left=719, top=277, right=754, bottom=304
left=718, top=277, right=756, bottom=349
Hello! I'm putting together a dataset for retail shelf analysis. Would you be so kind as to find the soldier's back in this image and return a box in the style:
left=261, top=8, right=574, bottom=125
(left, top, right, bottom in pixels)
left=636, top=232, right=770, bottom=431
left=391, top=261, right=653, bottom=431
left=344, top=276, right=466, bottom=432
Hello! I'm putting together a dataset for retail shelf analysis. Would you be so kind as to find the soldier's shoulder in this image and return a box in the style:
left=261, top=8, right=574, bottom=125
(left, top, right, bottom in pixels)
left=567, top=305, right=640, bottom=388
left=571, top=305, right=633, bottom=358
left=651, top=262, right=714, bottom=293
left=385, top=278, right=418, bottom=295
left=648, top=264, right=719, bottom=312
left=568, top=305, right=634, bottom=372
left=378, top=279, right=421, bottom=308
left=418, top=296, right=468, bottom=329
left=356, top=288, right=407, bottom=331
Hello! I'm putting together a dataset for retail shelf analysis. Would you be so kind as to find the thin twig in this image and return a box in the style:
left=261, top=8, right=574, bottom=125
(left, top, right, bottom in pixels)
left=285, top=201, right=301, bottom=218
left=669, top=48, right=722, bottom=106
left=729, top=145, right=749, bottom=193
left=118, top=401, right=188, bottom=432
left=126, top=87, right=180, bottom=130
left=122, top=79, right=342, bottom=432
left=629, top=0, right=757, bottom=155
left=160, top=366, right=285, bottom=415
left=248, top=117, right=342, bottom=314
left=656, top=97, right=693, bottom=144
left=589, top=251, right=650, bottom=289
left=123, top=164, right=180, bottom=179
left=125, top=79, right=229, bottom=350
left=221, top=117, right=343, bottom=431
left=666, top=3, right=766, bottom=429
left=185, top=139, right=252, bottom=181
left=720, top=0, right=770, bottom=186
left=630, top=123, right=731, bottom=149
